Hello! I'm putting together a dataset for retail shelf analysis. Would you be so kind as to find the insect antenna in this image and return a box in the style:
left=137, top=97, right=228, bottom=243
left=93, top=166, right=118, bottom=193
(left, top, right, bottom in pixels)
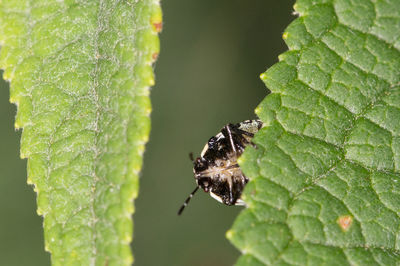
left=178, top=186, right=199, bottom=215
left=188, top=152, right=194, bottom=161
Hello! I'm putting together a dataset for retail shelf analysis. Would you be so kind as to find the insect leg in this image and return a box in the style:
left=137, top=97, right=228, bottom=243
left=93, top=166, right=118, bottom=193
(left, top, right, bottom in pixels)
left=224, top=124, right=237, bottom=154
left=229, top=187, right=234, bottom=205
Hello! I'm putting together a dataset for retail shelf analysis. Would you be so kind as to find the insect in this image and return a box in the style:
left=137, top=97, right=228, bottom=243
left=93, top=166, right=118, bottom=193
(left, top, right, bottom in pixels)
left=178, top=119, right=263, bottom=215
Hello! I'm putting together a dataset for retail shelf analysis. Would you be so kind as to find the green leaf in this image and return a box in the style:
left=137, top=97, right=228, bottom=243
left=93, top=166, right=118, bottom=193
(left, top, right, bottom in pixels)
left=228, top=0, right=400, bottom=264
left=0, top=1, right=161, bottom=265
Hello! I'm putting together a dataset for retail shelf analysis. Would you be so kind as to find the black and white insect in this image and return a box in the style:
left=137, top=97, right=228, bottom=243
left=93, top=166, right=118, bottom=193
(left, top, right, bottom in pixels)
left=178, top=119, right=263, bottom=215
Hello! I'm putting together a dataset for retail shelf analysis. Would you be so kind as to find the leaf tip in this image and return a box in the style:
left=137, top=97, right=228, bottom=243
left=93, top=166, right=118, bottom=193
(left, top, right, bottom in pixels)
left=259, top=72, right=267, bottom=82
left=149, top=77, right=155, bottom=86
left=2, top=71, right=12, bottom=81
left=293, top=3, right=299, bottom=13
left=19, top=151, right=27, bottom=159
left=36, top=208, right=44, bottom=216
left=9, top=96, right=16, bottom=104
left=282, top=31, right=289, bottom=40
left=225, top=229, right=234, bottom=240
left=255, top=106, right=262, bottom=117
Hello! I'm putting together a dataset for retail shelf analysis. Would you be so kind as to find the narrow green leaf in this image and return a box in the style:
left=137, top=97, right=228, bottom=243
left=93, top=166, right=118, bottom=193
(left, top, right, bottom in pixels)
left=0, top=0, right=161, bottom=265
left=228, top=0, right=400, bottom=264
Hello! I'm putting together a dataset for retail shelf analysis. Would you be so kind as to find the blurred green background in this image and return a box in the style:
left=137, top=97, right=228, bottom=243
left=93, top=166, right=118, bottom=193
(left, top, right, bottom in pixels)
left=0, top=1, right=293, bottom=265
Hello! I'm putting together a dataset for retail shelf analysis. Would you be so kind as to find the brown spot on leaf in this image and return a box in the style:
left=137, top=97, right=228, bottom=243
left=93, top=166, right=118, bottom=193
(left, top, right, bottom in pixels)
left=153, top=22, right=163, bottom=32
left=337, top=215, right=353, bottom=232
left=152, top=52, right=159, bottom=60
